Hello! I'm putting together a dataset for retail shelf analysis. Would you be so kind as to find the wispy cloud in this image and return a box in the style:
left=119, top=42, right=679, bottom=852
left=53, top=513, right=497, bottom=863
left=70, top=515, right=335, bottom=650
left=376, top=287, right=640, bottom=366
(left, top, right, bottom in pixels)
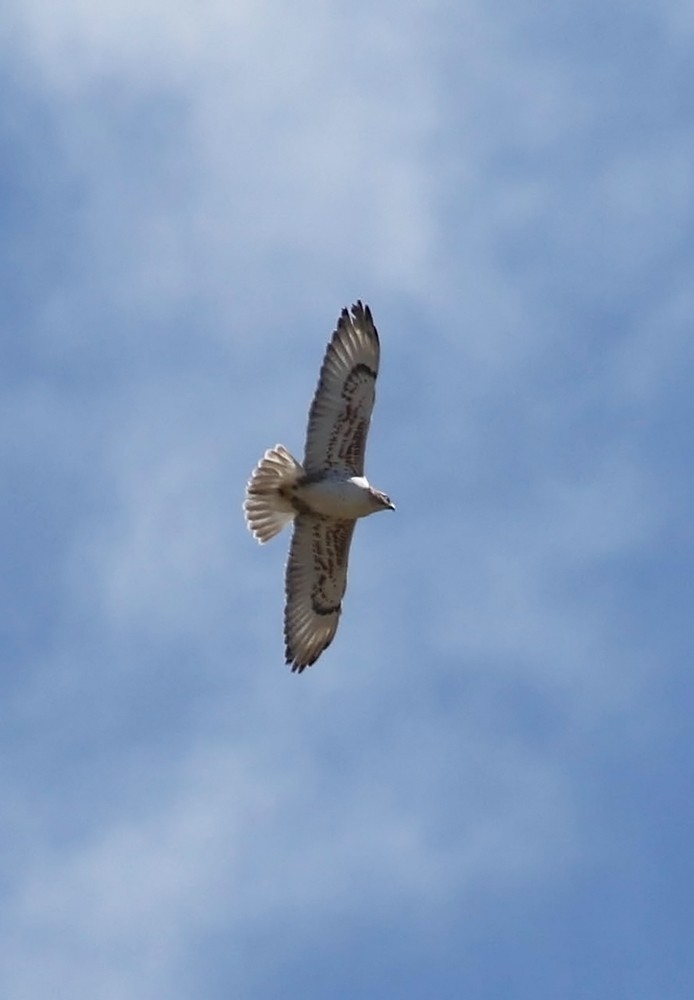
left=3, top=0, right=693, bottom=997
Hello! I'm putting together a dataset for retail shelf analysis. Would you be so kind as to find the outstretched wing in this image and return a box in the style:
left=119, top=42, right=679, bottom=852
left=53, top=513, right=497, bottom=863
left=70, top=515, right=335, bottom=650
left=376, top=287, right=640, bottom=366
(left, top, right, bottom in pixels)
left=284, top=514, right=356, bottom=672
left=303, top=301, right=379, bottom=477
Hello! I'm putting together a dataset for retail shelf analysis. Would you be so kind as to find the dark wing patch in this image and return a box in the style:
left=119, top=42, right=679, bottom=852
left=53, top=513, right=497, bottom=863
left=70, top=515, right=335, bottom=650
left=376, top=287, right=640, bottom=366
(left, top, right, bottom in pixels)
left=284, top=515, right=356, bottom=672
left=303, top=302, right=379, bottom=477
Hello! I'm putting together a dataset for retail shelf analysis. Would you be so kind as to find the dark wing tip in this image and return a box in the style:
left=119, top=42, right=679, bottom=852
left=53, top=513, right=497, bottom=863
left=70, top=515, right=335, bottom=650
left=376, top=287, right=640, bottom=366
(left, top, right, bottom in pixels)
left=334, top=301, right=377, bottom=346
left=285, top=634, right=316, bottom=673
left=350, top=300, right=374, bottom=328
left=285, top=636, right=332, bottom=672
left=286, top=650, right=314, bottom=673
left=332, top=301, right=378, bottom=353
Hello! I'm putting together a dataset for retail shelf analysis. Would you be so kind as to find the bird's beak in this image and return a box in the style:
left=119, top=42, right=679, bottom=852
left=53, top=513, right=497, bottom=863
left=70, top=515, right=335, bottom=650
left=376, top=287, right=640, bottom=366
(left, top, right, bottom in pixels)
left=386, top=500, right=396, bottom=511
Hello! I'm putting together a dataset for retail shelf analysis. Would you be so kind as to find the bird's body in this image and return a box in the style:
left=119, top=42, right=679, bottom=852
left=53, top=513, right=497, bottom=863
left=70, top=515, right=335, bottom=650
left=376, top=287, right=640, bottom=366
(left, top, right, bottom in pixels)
left=244, top=302, right=393, bottom=672
left=292, top=474, right=387, bottom=519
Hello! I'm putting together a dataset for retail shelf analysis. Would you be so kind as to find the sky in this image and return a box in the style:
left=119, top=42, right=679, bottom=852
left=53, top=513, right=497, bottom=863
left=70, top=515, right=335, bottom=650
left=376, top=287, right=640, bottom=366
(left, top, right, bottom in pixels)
left=2, top=0, right=694, bottom=997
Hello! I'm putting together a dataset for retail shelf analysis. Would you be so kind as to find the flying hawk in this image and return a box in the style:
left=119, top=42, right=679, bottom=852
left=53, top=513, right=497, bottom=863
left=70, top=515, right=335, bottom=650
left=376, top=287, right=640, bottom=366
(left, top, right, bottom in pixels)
left=244, top=301, right=394, bottom=672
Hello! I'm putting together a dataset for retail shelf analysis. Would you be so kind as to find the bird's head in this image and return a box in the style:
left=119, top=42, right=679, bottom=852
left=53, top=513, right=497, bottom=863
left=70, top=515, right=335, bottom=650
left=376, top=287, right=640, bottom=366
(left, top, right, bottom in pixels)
left=370, top=487, right=395, bottom=512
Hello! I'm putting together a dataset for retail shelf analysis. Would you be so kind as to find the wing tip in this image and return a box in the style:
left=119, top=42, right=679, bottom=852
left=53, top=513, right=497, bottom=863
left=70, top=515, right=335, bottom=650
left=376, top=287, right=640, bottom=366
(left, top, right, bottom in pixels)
left=351, top=299, right=372, bottom=324
left=284, top=632, right=335, bottom=673
left=346, top=300, right=375, bottom=334
left=285, top=650, right=317, bottom=673
left=336, top=300, right=377, bottom=341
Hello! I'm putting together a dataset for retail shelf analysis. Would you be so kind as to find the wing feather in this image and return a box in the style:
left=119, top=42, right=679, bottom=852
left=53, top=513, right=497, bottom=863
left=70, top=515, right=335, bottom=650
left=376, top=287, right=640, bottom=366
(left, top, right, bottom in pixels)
left=303, top=301, right=379, bottom=476
left=284, top=515, right=356, bottom=671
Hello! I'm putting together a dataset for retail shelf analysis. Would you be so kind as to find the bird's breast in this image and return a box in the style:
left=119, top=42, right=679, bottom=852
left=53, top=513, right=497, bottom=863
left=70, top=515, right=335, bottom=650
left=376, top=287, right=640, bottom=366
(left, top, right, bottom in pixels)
left=293, top=477, right=375, bottom=519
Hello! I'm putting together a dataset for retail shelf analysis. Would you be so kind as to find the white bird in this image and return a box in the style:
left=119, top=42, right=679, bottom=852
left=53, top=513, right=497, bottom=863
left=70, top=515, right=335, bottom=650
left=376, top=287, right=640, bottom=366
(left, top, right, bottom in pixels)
left=244, top=301, right=394, bottom=672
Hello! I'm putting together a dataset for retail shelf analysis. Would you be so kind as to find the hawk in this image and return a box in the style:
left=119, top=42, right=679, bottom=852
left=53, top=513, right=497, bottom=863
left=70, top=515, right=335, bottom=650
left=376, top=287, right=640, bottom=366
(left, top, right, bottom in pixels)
left=244, top=301, right=394, bottom=672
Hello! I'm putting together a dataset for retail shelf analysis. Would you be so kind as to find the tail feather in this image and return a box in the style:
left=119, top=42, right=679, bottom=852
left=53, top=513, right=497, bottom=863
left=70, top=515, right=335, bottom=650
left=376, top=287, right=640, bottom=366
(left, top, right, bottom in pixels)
left=244, top=445, right=304, bottom=543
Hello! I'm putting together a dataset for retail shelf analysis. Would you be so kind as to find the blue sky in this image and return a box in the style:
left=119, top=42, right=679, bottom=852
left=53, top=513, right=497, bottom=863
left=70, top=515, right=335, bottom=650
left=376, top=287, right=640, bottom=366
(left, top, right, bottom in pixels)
left=3, top=1, right=694, bottom=997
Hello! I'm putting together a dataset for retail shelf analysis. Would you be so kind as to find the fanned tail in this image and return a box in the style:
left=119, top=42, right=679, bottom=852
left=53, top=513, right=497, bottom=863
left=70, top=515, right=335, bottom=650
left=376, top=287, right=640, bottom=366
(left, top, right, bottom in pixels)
left=243, top=445, right=304, bottom=543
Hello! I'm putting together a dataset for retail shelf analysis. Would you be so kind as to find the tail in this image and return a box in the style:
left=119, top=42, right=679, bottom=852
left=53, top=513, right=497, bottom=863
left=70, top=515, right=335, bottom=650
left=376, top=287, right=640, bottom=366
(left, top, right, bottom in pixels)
left=244, top=445, right=304, bottom=543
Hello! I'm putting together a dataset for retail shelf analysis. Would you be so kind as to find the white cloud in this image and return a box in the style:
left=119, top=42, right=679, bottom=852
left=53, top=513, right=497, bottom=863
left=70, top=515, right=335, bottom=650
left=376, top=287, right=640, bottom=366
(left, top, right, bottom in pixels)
left=8, top=0, right=444, bottom=325
left=3, top=719, right=578, bottom=998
